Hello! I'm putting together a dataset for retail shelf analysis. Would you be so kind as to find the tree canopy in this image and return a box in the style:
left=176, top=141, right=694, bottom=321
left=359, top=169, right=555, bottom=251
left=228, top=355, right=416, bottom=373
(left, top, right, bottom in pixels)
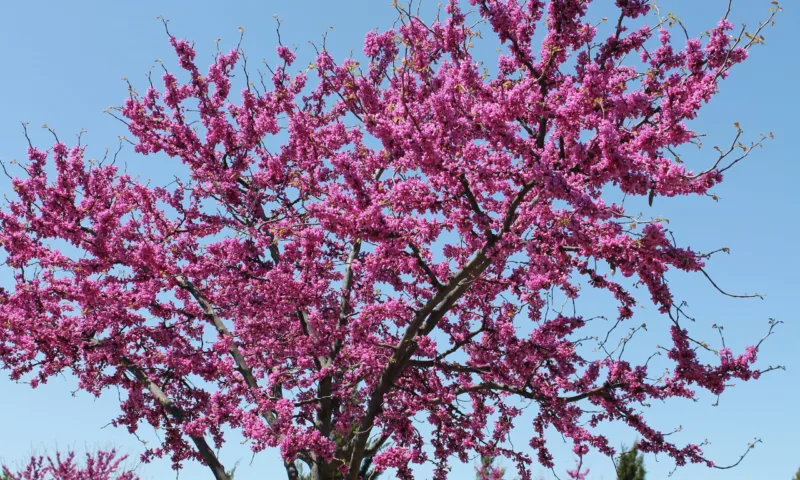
left=0, top=0, right=782, bottom=479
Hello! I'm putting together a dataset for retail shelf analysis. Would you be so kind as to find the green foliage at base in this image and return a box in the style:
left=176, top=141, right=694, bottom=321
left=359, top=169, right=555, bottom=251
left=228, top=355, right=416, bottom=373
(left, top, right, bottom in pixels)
left=616, top=443, right=646, bottom=480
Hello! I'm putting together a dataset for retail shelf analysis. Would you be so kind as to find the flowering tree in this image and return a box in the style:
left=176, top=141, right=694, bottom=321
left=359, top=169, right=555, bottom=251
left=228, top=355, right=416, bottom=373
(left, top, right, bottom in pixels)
left=0, top=0, right=784, bottom=479
left=2, top=450, right=138, bottom=480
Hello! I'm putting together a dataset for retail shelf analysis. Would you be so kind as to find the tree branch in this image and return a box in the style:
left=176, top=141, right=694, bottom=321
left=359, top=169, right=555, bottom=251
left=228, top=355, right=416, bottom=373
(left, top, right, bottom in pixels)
left=118, top=356, right=231, bottom=480
left=174, top=275, right=300, bottom=479
left=345, top=180, right=538, bottom=479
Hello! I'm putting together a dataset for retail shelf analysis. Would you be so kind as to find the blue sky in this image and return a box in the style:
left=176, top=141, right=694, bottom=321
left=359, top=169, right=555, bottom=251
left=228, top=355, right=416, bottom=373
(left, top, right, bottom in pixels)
left=0, top=1, right=797, bottom=479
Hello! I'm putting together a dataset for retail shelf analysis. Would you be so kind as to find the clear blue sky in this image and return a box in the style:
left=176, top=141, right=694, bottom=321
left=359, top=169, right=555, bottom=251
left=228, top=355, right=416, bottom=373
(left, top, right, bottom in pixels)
left=0, top=1, right=797, bottom=479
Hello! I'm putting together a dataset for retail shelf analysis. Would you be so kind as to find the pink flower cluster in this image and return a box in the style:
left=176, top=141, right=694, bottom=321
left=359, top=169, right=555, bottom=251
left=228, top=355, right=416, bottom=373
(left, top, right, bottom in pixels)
left=3, top=450, right=137, bottom=480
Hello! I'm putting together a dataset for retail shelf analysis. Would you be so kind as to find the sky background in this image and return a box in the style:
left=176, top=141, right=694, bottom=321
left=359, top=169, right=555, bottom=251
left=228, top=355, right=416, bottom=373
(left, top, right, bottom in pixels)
left=0, top=1, right=798, bottom=479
